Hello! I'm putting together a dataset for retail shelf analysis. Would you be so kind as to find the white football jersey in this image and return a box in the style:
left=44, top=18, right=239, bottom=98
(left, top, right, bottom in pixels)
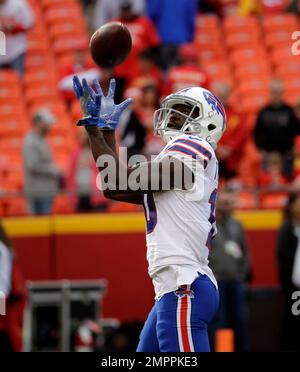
left=143, top=134, right=218, bottom=299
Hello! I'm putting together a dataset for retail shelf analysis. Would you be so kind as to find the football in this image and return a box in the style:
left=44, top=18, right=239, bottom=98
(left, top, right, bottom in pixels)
left=89, top=21, right=132, bottom=69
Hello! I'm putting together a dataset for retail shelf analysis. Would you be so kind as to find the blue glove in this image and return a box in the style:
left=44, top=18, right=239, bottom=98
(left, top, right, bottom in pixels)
left=89, top=78, right=133, bottom=130
left=73, top=76, right=133, bottom=130
left=73, top=76, right=101, bottom=126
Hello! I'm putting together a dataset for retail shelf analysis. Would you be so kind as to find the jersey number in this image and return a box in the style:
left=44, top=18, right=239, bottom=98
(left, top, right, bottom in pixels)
left=206, top=189, right=217, bottom=249
left=143, top=194, right=157, bottom=235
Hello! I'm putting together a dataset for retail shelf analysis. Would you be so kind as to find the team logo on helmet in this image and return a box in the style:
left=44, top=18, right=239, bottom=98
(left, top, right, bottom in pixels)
left=203, top=91, right=226, bottom=119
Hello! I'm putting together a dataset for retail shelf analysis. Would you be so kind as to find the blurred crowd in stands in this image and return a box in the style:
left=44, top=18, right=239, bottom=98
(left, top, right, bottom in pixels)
left=0, top=0, right=300, bottom=215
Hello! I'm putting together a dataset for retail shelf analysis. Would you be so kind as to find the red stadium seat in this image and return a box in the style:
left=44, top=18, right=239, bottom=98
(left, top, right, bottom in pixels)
left=70, top=100, right=82, bottom=122
left=45, top=5, right=82, bottom=25
left=260, top=193, right=289, bottom=209
left=262, top=14, right=298, bottom=33
left=27, top=35, right=50, bottom=53
left=196, top=14, right=220, bottom=31
left=29, top=100, right=67, bottom=116
left=235, top=62, right=271, bottom=80
left=4, top=198, right=27, bottom=217
left=0, top=69, right=20, bottom=84
left=49, top=20, right=87, bottom=41
left=241, top=94, right=270, bottom=114
left=265, top=31, right=294, bottom=49
left=226, top=32, right=261, bottom=50
left=0, top=86, right=21, bottom=103
left=41, top=0, right=78, bottom=9
left=23, top=70, right=58, bottom=90
left=201, top=61, right=231, bottom=76
left=237, top=78, right=271, bottom=98
left=48, top=118, right=73, bottom=137
left=0, top=116, right=29, bottom=138
left=52, top=195, right=74, bottom=215
left=223, top=15, right=260, bottom=33
left=199, top=47, right=226, bottom=63
left=52, top=35, right=89, bottom=55
left=25, top=86, right=60, bottom=106
left=25, top=51, right=56, bottom=71
left=284, top=92, right=300, bottom=106
left=4, top=170, right=24, bottom=192
left=275, top=59, right=300, bottom=78
left=47, top=136, right=74, bottom=154
left=194, top=30, right=222, bottom=49
left=0, top=102, right=27, bottom=117
left=271, top=47, right=297, bottom=67
left=230, top=47, right=267, bottom=67
left=235, top=192, right=258, bottom=210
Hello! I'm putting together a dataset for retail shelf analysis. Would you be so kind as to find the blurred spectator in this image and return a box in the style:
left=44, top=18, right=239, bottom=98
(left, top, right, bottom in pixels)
left=287, top=0, right=300, bottom=13
left=212, top=0, right=239, bottom=16
left=0, top=222, right=27, bottom=352
left=261, top=0, right=289, bottom=13
left=209, top=189, right=251, bottom=352
left=22, top=109, right=62, bottom=215
left=104, top=322, right=143, bottom=352
left=135, top=84, right=164, bottom=157
left=258, top=152, right=288, bottom=190
left=58, top=41, right=102, bottom=105
left=163, top=43, right=210, bottom=97
left=126, top=48, right=163, bottom=95
left=79, top=0, right=97, bottom=33
left=68, top=130, right=107, bottom=212
left=93, top=0, right=145, bottom=29
left=198, top=0, right=218, bottom=13
left=113, top=1, right=160, bottom=102
left=213, top=82, right=248, bottom=180
left=238, top=0, right=262, bottom=15
left=277, top=192, right=300, bottom=351
left=254, top=78, right=300, bottom=180
left=118, top=98, right=147, bottom=159
left=0, top=0, right=34, bottom=75
left=147, top=0, right=197, bottom=70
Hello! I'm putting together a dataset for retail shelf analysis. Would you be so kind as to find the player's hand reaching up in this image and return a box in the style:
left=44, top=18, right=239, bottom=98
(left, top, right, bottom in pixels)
left=73, top=76, right=133, bottom=130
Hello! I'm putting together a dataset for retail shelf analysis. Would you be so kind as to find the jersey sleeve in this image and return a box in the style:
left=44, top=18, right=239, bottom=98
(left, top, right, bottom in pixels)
left=162, top=136, right=213, bottom=171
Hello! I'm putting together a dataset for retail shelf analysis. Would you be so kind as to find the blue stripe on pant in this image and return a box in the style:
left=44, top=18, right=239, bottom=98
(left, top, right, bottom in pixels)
left=137, top=274, right=219, bottom=352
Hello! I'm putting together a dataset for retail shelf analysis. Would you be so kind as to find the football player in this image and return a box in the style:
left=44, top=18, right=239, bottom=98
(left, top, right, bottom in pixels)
left=73, top=76, right=226, bottom=352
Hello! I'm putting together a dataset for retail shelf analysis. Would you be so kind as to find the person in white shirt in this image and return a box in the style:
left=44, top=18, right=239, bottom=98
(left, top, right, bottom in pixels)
left=72, top=75, right=227, bottom=351
left=0, top=0, right=34, bottom=74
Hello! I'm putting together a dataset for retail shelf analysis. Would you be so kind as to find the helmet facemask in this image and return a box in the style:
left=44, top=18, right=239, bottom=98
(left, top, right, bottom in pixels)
left=154, top=95, right=204, bottom=143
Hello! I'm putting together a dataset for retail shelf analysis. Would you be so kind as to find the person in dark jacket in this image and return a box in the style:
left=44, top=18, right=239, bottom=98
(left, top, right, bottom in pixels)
left=209, top=189, right=251, bottom=352
left=277, top=192, right=300, bottom=351
left=254, top=78, right=300, bottom=179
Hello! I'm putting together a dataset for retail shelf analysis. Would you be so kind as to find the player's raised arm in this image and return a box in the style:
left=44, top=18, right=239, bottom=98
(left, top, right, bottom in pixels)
left=72, top=77, right=196, bottom=203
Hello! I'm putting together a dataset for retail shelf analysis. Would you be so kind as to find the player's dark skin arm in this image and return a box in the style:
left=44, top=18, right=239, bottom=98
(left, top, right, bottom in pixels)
left=100, top=128, right=143, bottom=204
left=85, top=126, right=194, bottom=204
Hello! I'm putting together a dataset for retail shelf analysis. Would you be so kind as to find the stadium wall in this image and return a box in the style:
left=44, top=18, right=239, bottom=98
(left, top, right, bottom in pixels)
left=2, top=211, right=282, bottom=322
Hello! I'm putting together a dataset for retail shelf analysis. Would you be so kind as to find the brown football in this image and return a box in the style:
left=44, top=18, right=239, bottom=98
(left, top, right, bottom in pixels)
left=89, top=22, right=132, bottom=69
